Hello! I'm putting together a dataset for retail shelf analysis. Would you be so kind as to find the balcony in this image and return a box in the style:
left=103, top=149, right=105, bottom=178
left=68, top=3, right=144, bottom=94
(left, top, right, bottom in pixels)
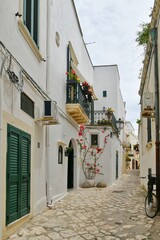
left=66, top=80, right=92, bottom=124
left=93, top=111, right=119, bottom=133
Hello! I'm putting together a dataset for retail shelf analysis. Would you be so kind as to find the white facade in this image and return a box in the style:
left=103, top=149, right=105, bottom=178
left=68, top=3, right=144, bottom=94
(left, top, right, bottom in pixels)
left=91, top=65, right=126, bottom=185
left=0, top=0, right=127, bottom=239
left=0, top=1, right=49, bottom=239
left=94, top=65, right=125, bottom=120
left=138, top=0, right=159, bottom=189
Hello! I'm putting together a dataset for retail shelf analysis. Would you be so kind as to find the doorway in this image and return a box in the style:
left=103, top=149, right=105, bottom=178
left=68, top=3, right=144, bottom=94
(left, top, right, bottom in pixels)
left=67, top=140, right=74, bottom=188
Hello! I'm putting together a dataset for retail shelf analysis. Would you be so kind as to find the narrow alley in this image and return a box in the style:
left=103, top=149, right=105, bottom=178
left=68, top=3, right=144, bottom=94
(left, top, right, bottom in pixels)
left=8, top=171, right=160, bottom=240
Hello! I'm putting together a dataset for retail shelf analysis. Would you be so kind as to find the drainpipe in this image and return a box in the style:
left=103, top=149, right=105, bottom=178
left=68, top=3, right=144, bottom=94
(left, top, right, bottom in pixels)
left=0, top=78, right=2, bottom=240
left=151, top=27, right=160, bottom=209
left=46, top=0, right=52, bottom=205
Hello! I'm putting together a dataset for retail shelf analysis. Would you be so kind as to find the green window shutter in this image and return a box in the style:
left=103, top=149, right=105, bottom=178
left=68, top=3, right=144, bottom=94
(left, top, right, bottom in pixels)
left=23, top=0, right=39, bottom=46
left=20, top=133, right=31, bottom=217
left=33, top=0, right=39, bottom=45
left=24, top=0, right=32, bottom=33
left=6, top=125, right=31, bottom=225
left=6, top=127, right=20, bottom=225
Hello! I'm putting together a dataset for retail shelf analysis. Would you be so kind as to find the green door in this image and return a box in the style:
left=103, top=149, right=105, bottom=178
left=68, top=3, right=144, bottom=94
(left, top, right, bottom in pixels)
left=6, top=124, right=31, bottom=225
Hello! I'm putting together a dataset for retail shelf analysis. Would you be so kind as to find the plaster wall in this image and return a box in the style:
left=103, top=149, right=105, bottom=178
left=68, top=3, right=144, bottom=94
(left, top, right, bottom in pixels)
left=46, top=0, right=94, bottom=111
left=0, top=0, right=47, bottom=90
left=79, top=128, right=123, bottom=186
left=93, top=65, right=121, bottom=118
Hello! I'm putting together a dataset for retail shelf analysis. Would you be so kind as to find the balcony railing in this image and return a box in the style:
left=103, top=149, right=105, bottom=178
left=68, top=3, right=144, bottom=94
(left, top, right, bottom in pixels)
left=66, top=80, right=91, bottom=117
left=66, top=80, right=94, bottom=124
left=94, top=110, right=118, bottom=132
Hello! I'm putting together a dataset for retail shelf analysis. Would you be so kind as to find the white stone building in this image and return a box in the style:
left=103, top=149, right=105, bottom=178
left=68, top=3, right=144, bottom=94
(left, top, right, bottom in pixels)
left=0, top=1, right=127, bottom=239
left=90, top=65, right=126, bottom=185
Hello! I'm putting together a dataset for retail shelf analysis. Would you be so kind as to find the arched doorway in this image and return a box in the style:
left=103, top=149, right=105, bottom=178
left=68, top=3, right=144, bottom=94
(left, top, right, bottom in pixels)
left=67, top=140, right=74, bottom=188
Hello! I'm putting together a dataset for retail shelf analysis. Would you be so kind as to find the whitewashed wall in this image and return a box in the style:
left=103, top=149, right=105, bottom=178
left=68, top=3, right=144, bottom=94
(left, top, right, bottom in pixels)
left=139, top=29, right=156, bottom=189
left=46, top=0, right=94, bottom=203
left=0, top=0, right=48, bottom=238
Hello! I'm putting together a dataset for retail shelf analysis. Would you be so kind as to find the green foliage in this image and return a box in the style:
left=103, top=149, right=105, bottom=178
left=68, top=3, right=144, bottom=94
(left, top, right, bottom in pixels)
left=136, top=23, right=150, bottom=47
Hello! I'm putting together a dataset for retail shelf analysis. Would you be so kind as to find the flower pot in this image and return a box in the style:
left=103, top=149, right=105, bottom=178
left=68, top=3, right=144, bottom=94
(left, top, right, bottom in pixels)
left=67, top=79, right=79, bottom=86
left=82, top=85, right=89, bottom=95
left=86, top=179, right=95, bottom=187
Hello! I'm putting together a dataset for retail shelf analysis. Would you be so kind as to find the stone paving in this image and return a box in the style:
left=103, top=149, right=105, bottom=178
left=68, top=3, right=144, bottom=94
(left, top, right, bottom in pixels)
left=8, top=171, right=160, bottom=240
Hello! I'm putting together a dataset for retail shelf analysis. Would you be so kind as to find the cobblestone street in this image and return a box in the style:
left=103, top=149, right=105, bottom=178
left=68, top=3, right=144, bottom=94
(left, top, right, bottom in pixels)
left=8, top=171, right=160, bottom=240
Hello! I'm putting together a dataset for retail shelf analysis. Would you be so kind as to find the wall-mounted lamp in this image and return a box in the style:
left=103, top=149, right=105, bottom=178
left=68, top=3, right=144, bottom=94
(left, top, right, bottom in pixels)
left=116, top=118, right=124, bottom=134
left=110, top=118, right=124, bottom=138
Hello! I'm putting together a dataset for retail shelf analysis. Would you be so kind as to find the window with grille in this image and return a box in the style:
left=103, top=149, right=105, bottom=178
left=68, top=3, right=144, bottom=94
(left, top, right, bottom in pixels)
left=91, top=134, right=99, bottom=147
left=23, top=0, right=39, bottom=46
left=21, top=92, right=34, bottom=118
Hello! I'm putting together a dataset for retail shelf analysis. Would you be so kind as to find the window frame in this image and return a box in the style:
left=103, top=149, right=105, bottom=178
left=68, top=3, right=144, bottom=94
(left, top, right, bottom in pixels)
left=23, top=0, right=39, bottom=47
left=90, top=133, right=99, bottom=148
left=147, top=118, right=152, bottom=142
left=58, top=145, right=63, bottom=164
left=21, top=92, right=35, bottom=118
left=103, top=90, right=107, bottom=97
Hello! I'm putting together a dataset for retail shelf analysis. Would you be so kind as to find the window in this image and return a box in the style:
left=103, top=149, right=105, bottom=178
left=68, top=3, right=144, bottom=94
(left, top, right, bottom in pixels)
left=23, top=0, right=39, bottom=46
left=6, top=125, right=31, bottom=225
left=103, top=91, right=107, bottom=97
left=21, top=92, right=34, bottom=118
left=147, top=118, right=152, bottom=142
left=91, top=134, right=98, bottom=147
left=58, top=146, right=63, bottom=164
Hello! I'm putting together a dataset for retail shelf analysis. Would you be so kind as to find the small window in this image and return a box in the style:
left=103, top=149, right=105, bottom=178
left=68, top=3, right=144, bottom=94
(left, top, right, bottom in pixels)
left=147, top=118, right=152, bottom=142
left=91, top=134, right=98, bottom=147
left=58, top=146, right=63, bottom=164
left=103, top=91, right=107, bottom=97
left=21, top=92, right=34, bottom=118
left=23, top=0, right=39, bottom=46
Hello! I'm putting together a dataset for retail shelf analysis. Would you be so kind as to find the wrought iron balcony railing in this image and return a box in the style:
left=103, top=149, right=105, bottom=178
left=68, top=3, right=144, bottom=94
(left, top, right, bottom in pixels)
left=94, top=110, right=118, bottom=133
left=66, top=80, right=94, bottom=124
left=66, top=80, right=92, bottom=117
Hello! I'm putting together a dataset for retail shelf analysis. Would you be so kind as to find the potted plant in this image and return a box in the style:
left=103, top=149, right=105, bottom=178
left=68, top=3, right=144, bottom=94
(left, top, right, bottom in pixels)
left=65, top=147, right=73, bottom=156
left=65, top=68, right=80, bottom=84
left=106, top=107, right=114, bottom=120
left=81, top=81, right=90, bottom=94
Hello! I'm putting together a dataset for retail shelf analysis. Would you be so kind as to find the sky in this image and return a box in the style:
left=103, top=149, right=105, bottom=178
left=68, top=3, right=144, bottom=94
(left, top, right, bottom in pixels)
left=74, top=0, right=154, bottom=134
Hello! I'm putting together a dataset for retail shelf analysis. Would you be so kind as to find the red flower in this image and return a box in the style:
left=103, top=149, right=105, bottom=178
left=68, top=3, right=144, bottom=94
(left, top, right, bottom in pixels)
left=71, top=69, right=76, bottom=74
left=86, top=163, right=90, bottom=166
left=80, top=125, right=85, bottom=131
left=83, top=145, right=87, bottom=149
left=96, top=148, right=102, bottom=153
left=82, top=81, right=89, bottom=87
left=78, top=131, right=82, bottom=136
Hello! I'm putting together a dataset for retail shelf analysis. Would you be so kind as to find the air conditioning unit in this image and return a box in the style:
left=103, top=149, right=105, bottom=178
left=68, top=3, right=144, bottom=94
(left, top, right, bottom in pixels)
left=143, top=92, right=153, bottom=110
left=44, top=100, right=58, bottom=116
left=43, top=100, right=59, bottom=124
left=35, top=100, right=59, bottom=125
left=142, top=92, right=155, bottom=118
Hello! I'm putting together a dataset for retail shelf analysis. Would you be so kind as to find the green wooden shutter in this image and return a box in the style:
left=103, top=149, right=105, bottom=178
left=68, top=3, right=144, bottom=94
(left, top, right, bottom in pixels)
left=6, top=128, right=20, bottom=224
left=33, top=0, right=39, bottom=45
left=23, top=0, right=39, bottom=46
left=20, top=133, right=31, bottom=217
left=25, top=0, right=32, bottom=33
left=6, top=125, right=31, bottom=225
